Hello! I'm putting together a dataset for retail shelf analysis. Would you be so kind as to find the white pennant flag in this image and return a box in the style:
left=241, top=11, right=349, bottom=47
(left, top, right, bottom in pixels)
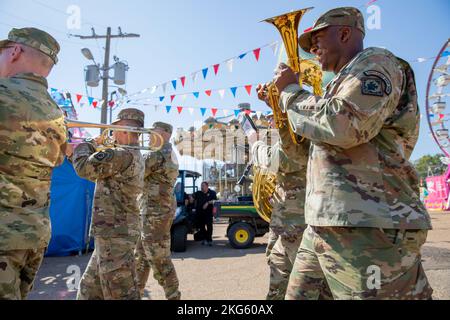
left=162, top=83, right=167, bottom=94
left=256, top=111, right=262, bottom=119
left=141, top=88, right=149, bottom=94
left=154, top=105, right=159, bottom=112
left=416, top=57, right=427, bottom=63
left=270, top=41, right=279, bottom=56
left=218, top=89, right=225, bottom=99
left=188, top=107, right=194, bottom=115
left=150, top=86, right=157, bottom=94
left=181, top=94, right=187, bottom=102
left=226, top=59, right=234, bottom=72
left=223, top=109, right=229, bottom=116
left=191, top=72, right=198, bottom=84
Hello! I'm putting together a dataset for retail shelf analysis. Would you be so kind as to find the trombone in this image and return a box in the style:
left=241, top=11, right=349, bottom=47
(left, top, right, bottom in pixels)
left=66, top=119, right=165, bottom=151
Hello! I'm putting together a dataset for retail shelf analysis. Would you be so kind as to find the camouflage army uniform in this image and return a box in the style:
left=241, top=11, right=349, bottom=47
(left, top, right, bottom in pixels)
left=281, top=8, right=433, bottom=300
left=135, top=135, right=181, bottom=300
left=251, top=125, right=310, bottom=300
left=73, top=140, right=144, bottom=300
left=0, top=28, right=65, bottom=300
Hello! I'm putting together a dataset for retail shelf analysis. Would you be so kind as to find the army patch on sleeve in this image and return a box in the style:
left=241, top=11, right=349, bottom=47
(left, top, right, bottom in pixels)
left=93, top=149, right=114, bottom=162
left=361, top=70, right=392, bottom=96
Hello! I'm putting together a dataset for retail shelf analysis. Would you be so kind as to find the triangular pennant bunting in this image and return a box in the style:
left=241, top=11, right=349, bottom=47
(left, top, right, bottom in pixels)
left=200, top=108, right=207, bottom=116
left=51, top=88, right=58, bottom=93
left=205, top=90, right=212, bottom=97
left=177, top=106, right=183, bottom=114
left=166, top=105, right=172, bottom=113
left=270, top=42, right=279, bottom=56
left=218, top=89, right=225, bottom=99
left=253, top=48, right=261, bottom=61
left=230, top=87, right=238, bottom=97
left=170, top=95, right=176, bottom=103
left=245, top=85, right=253, bottom=96
left=159, top=96, right=165, bottom=102
left=225, top=59, right=233, bottom=73
left=150, top=86, right=157, bottom=94
left=162, top=83, right=167, bottom=93
left=76, top=94, right=82, bottom=103
left=238, top=53, right=247, bottom=59
left=193, top=92, right=200, bottom=99
left=180, top=76, right=186, bottom=87
left=188, top=107, right=194, bottom=115
left=191, top=72, right=198, bottom=84
left=234, top=109, right=240, bottom=117
left=223, top=109, right=229, bottom=116
left=202, top=68, right=208, bottom=79
left=92, top=101, right=98, bottom=108
left=256, top=111, right=262, bottom=119
left=154, top=105, right=159, bottom=112
left=213, top=64, right=220, bottom=75
left=88, top=97, right=94, bottom=106
left=211, top=108, right=218, bottom=117
left=171, top=80, right=177, bottom=90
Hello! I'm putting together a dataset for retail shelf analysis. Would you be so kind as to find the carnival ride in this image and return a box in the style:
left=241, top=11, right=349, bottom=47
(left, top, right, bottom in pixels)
left=424, top=38, right=450, bottom=211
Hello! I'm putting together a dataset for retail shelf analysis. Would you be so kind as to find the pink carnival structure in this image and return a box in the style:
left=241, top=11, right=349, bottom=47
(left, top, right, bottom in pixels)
left=424, top=39, right=450, bottom=211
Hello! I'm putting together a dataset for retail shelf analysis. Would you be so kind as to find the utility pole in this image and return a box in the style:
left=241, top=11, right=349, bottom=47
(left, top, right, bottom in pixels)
left=71, top=27, right=140, bottom=124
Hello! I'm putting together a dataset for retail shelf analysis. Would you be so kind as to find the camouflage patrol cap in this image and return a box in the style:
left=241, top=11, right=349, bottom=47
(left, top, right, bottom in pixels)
left=299, top=7, right=365, bottom=52
left=0, top=27, right=60, bottom=64
left=152, top=121, right=173, bottom=134
left=112, top=108, right=145, bottom=127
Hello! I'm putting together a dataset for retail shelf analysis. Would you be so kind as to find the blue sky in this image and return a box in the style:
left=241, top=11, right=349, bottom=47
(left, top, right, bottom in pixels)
left=1, top=0, right=449, bottom=164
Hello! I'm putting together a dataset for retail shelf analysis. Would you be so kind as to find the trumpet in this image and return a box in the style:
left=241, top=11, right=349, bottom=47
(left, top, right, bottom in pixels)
left=66, top=119, right=164, bottom=151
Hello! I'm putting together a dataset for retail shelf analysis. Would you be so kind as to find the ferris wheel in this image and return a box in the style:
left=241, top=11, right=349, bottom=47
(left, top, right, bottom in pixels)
left=426, top=38, right=450, bottom=160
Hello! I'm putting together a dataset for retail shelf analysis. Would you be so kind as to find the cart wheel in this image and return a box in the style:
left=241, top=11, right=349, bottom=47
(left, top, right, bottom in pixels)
left=171, top=224, right=188, bottom=252
left=227, top=222, right=255, bottom=249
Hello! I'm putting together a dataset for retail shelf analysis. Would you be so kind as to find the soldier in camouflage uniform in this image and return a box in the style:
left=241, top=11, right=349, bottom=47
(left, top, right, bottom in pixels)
left=134, top=122, right=181, bottom=300
left=249, top=113, right=311, bottom=300
left=0, top=28, right=66, bottom=300
left=73, top=108, right=145, bottom=300
left=273, top=7, right=433, bottom=299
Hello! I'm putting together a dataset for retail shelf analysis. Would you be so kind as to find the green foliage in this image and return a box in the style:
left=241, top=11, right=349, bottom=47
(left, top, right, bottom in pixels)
left=414, top=153, right=447, bottom=181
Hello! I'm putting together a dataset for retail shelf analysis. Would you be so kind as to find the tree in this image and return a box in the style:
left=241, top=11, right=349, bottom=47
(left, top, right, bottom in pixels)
left=413, top=153, right=447, bottom=181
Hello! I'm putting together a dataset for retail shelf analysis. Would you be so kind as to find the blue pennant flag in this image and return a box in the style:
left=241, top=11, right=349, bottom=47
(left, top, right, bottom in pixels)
left=442, top=51, right=450, bottom=57
left=166, top=105, right=172, bottom=113
left=200, top=108, right=207, bottom=116
left=238, top=53, right=247, bottom=59
left=50, top=88, right=58, bottom=93
left=429, top=114, right=435, bottom=118
left=88, top=97, right=94, bottom=106
left=265, top=111, right=272, bottom=115
left=159, top=96, right=165, bottom=102
left=234, top=109, right=240, bottom=117
left=230, top=87, right=238, bottom=97
left=202, top=68, right=208, bottom=79
left=171, top=80, right=177, bottom=90
left=193, top=92, right=200, bottom=99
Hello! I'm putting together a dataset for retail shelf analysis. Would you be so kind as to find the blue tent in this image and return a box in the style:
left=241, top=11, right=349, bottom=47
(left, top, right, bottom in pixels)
left=45, top=158, right=95, bottom=256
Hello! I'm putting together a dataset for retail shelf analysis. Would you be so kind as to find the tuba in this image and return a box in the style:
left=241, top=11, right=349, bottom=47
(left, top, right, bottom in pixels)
left=66, top=119, right=165, bottom=151
left=264, top=7, right=323, bottom=144
left=250, top=8, right=323, bottom=222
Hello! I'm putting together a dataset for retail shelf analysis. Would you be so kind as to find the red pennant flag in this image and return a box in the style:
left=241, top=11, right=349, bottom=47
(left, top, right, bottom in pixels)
left=205, top=90, right=212, bottom=96
left=244, top=109, right=251, bottom=115
left=253, top=48, right=261, bottom=61
left=304, top=26, right=313, bottom=33
left=177, top=106, right=183, bottom=114
left=439, top=114, right=445, bottom=119
left=76, top=94, right=83, bottom=103
left=245, top=85, right=253, bottom=96
left=92, top=101, right=98, bottom=108
left=170, top=95, right=176, bottom=102
left=180, top=76, right=186, bottom=87
left=213, top=64, right=220, bottom=75
left=211, top=108, right=218, bottom=117
left=108, top=100, right=115, bottom=107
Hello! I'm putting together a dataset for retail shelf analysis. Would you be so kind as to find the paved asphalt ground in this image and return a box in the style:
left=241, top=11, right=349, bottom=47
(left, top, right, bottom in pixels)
left=28, top=212, right=450, bottom=300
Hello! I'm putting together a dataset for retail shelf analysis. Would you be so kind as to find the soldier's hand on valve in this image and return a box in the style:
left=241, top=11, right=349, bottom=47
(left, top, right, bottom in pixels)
left=274, top=63, right=298, bottom=92
left=256, top=83, right=270, bottom=106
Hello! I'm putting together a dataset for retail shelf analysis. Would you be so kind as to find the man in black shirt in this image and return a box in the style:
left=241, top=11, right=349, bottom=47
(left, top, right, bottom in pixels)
left=193, top=182, right=217, bottom=246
